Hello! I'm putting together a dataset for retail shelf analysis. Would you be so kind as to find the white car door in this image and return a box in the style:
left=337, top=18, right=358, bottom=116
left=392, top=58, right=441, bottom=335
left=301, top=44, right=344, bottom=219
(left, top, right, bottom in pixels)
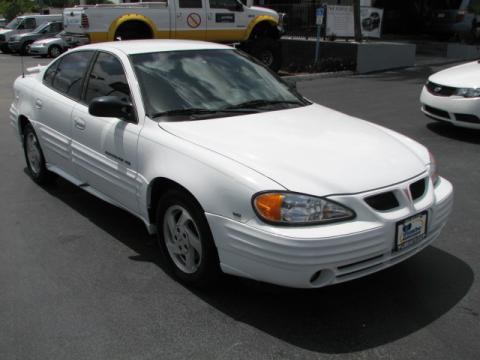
left=205, top=0, right=248, bottom=42
left=70, top=51, right=141, bottom=213
left=174, top=0, right=207, bottom=40
left=33, top=51, right=95, bottom=182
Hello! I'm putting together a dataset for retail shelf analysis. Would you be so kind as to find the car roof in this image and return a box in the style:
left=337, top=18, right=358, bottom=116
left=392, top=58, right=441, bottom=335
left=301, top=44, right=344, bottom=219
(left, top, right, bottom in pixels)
left=77, top=39, right=232, bottom=55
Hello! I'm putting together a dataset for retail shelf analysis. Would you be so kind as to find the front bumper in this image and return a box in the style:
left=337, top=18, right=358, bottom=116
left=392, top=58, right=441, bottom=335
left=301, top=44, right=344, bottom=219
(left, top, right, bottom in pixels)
left=207, top=174, right=453, bottom=288
left=420, top=86, right=480, bottom=129
left=29, top=44, right=48, bottom=55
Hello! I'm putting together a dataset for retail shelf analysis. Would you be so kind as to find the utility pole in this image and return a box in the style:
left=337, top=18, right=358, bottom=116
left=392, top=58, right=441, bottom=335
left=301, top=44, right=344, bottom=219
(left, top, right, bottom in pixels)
left=353, top=0, right=362, bottom=42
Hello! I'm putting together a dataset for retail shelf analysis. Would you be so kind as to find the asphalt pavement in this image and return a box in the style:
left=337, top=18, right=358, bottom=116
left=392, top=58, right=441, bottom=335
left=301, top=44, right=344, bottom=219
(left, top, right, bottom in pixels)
left=0, top=53, right=479, bottom=360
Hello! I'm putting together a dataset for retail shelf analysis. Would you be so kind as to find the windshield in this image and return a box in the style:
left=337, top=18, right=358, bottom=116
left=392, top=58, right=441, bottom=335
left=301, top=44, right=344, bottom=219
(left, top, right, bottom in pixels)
left=33, top=22, right=50, bottom=34
left=431, top=0, right=463, bottom=10
left=130, top=49, right=307, bottom=120
left=6, top=18, right=20, bottom=29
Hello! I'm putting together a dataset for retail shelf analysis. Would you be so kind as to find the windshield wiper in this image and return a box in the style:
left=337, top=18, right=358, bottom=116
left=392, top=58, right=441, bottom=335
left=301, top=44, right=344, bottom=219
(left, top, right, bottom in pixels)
left=223, top=99, right=304, bottom=110
left=149, top=107, right=258, bottom=119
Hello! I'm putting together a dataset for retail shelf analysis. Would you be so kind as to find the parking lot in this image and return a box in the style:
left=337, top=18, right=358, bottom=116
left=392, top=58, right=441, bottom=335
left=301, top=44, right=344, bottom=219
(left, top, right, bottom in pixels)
left=1, top=52, right=479, bottom=360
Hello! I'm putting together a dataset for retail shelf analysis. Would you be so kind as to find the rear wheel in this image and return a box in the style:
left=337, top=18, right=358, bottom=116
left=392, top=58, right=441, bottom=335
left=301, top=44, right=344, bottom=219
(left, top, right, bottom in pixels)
left=155, top=189, right=220, bottom=287
left=48, top=45, right=62, bottom=58
left=1, top=43, right=11, bottom=53
left=114, top=20, right=153, bottom=41
left=23, top=123, right=52, bottom=185
left=249, top=37, right=282, bottom=72
left=20, top=41, right=33, bottom=56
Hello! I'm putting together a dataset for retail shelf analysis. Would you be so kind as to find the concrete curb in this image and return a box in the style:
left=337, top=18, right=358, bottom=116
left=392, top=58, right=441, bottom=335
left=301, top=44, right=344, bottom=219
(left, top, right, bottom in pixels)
left=283, top=70, right=355, bottom=82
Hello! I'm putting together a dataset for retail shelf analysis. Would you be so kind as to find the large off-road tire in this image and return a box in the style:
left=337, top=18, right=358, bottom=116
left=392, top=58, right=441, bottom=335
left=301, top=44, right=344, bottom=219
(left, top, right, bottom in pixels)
left=1, top=43, right=11, bottom=53
left=114, top=20, right=153, bottom=41
left=155, top=188, right=221, bottom=288
left=250, top=37, right=282, bottom=72
left=23, top=123, right=53, bottom=185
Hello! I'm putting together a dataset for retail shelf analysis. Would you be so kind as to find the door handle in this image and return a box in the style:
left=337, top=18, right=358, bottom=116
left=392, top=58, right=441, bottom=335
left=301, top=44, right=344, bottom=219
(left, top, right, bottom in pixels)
left=73, top=116, right=86, bottom=130
left=34, top=99, right=42, bottom=109
left=176, top=13, right=182, bottom=18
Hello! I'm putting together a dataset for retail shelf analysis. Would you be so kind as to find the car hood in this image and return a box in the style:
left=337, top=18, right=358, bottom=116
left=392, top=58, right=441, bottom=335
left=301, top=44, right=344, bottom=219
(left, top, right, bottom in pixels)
left=159, top=104, right=427, bottom=196
left=32, top=37, right=59, bottom=45
left=0, top=29, right=13, bottom=36
left=429, top=60, right=480, bottom=88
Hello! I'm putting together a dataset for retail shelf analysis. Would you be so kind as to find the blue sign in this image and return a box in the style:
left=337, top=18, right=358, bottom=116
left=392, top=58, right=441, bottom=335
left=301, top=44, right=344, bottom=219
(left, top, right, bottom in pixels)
left=316, top=7, right=325, bottom=25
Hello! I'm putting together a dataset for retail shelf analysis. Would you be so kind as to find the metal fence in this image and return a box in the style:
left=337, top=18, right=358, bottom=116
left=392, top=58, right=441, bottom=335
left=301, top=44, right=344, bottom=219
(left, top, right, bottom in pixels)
left=268, top=3, right=323, bottom=38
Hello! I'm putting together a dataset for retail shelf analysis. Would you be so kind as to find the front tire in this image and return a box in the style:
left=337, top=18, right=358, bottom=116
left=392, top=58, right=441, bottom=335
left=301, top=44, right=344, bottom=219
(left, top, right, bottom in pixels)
left=156, top=189, right=220, bottom=287
left=48, top=45, right=62, bottom=58
left=23, top=123, right=52, bottom=185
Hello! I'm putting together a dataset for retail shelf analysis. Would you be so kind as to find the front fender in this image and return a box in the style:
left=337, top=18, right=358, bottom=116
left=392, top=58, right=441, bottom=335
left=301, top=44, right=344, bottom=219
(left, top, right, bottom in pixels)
left=137, top=122, right=284, bottom=225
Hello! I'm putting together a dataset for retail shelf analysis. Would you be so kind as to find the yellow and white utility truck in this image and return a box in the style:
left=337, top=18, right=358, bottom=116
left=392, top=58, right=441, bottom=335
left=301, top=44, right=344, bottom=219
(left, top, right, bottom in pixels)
left=62, top=0, right=285, bottom=71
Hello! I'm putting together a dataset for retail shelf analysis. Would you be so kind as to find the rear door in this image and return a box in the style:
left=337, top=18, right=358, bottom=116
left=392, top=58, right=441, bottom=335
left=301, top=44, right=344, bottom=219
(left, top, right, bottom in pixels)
left=174, top=0, right=207, bottom=40
left=34, top=51, right=95, bottom=181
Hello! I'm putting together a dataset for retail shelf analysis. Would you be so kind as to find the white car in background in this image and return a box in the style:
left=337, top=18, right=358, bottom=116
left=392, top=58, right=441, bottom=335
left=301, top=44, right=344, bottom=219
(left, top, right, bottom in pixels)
left=421, top=61, right=480, bottom=129
left=29, top=31, right=68, bottom=58
left=10, top=40, right=453, bottom=289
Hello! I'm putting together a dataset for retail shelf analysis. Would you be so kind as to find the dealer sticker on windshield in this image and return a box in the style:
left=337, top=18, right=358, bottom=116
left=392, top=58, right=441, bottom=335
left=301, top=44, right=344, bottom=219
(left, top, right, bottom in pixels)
left=395, top=212, right=428, bottom=251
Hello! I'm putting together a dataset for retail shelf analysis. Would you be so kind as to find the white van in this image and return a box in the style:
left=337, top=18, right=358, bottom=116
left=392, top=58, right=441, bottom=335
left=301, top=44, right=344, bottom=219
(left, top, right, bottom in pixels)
left=0, top=14, right=62, bottom=53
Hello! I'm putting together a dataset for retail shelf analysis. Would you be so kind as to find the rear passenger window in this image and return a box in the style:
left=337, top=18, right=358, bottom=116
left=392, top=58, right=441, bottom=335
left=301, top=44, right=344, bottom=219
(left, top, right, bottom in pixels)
left=52, top=51, right=94, bottom=100
left=85, top=52, right=131, bottom=104
left=43, top=59, right=60, bottom=86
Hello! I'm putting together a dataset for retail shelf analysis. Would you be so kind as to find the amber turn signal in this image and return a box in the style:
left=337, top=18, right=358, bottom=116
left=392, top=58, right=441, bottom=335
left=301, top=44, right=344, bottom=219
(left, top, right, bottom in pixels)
left=254, top=193, right=284, bottom=221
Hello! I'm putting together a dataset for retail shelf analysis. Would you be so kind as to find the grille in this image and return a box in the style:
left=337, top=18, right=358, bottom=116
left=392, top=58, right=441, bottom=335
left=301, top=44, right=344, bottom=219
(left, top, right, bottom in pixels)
left=410, top=178, right=426, bottom=201
left=455, top=113, right=480, bottom=123
left=424, top=105, right=449, bottom=119
left=365, top=192, right=399, bottom=211
left=426, top=81, right=456, bottom=97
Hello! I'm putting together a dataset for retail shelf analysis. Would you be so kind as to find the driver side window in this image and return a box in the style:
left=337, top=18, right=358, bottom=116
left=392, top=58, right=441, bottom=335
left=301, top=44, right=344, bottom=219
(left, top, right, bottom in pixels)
left=209, top=0, right=240, bottom=9
left=84, top=52, right=132, bottom=105
left=24, top=18, right=36, bottom=29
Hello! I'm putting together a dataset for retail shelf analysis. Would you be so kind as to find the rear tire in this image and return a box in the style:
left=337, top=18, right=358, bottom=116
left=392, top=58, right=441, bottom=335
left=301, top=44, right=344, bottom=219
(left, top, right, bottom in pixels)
left=155, top=189, right=220, bottom=288
left=23, top=123, right=52, bottom=185
left=1, top=43, right=11, bottom=53
left=20, top=41, right=33, bottom=56
left=249, top=37, right=282, bottom=72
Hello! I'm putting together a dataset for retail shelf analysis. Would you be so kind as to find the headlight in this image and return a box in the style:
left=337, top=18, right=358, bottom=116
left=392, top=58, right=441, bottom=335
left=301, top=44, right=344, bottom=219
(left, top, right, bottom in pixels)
left=455, top=87, right=480, bottom=98
left=253, top=192, right=355, bottom=225
left=428, top=151, right=440, bottom=186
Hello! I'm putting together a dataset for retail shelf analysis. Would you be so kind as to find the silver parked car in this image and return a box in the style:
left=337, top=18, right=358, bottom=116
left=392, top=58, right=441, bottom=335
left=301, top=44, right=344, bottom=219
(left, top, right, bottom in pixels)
left=29, top=31, right=68, bottom=58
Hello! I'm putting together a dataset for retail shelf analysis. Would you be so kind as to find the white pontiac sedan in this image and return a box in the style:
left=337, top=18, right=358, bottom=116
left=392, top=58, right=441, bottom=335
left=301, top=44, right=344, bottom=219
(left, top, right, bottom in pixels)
left=421, top=60, right=480, bottom=129
left=10, top=40, right=453, bottom=288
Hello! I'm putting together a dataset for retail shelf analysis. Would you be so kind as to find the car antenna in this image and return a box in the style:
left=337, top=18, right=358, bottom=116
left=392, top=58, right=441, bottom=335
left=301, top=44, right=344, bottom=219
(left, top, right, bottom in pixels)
left=21, top=52, right=25, bottom=78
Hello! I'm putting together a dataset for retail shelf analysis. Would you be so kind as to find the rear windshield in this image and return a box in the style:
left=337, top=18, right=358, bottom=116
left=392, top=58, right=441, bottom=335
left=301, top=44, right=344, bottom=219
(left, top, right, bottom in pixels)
left=431, top=0, right=464, bottom=10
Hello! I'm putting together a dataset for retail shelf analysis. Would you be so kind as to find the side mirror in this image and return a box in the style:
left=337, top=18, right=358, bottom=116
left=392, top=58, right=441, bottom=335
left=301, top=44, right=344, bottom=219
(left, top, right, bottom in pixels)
left=89, top=96, right=135, bottom=122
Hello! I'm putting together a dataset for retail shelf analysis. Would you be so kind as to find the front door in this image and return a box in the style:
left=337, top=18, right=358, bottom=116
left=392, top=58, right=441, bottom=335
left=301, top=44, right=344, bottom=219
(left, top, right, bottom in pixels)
left=174, top=0, right=207, bottom=40
left=206, top=0, right=248, bottom=42
left=71, top=51, right=141, bottom=213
